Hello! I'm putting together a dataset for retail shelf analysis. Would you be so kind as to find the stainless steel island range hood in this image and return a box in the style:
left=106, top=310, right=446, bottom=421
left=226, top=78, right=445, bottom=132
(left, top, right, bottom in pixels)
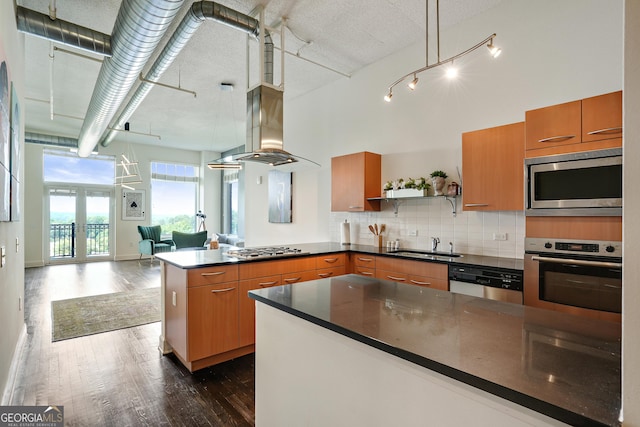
left=208, top=84, right=320, bottom=170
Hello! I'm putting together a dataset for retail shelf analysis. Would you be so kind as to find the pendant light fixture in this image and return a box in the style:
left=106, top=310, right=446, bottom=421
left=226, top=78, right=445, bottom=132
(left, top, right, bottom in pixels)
left=384, top=0, right=501, bottom=102
left=115, top=142, right=142, bottom=190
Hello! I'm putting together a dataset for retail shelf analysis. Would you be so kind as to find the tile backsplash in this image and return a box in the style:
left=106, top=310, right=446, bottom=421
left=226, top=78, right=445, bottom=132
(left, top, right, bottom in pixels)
left=330, top=198, right=525, bottom=259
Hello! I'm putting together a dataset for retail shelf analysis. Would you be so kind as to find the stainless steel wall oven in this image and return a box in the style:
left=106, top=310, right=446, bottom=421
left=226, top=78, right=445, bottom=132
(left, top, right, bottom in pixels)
left=524, top=238, right=622, bottom=320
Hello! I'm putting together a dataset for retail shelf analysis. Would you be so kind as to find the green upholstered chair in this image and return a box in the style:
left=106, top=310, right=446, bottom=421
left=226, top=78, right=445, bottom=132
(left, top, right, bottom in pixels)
left=172, top=230, right=208, bottom=250
left=137, top=225, right=175, bottom=259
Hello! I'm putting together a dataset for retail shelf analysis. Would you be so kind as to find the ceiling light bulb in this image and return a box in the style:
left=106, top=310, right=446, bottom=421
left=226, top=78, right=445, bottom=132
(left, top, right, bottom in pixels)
left=408, top=75, right=419, bottom=90
left=384, top=90, right=393, bottom=102
left=487, top=41, right=502, bottom=58
left=446, top=66, right=458, bottom=79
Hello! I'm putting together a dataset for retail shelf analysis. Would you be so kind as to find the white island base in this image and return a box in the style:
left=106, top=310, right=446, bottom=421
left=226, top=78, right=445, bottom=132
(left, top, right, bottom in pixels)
left=255, top=303, right=566, bottom=427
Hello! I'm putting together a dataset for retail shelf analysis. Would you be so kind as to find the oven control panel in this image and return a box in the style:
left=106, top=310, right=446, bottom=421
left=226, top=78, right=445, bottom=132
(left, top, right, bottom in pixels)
left=525, top=238, right=622, bottom=258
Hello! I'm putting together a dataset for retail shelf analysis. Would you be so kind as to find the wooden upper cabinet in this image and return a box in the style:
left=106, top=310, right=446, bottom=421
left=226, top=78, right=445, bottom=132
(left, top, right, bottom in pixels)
left=462, top=122, right=525, bottom=211
left=525, top=100, right=581, bottom=151
left=582, top=91, right=622, bottom=143
left=331, top=152, right=381, bottom=212
left=525, top=91, right=622, bottom=156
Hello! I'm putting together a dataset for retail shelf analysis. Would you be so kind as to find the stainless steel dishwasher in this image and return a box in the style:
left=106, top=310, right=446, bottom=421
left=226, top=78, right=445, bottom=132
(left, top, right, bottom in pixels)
left=448, top=264, right=523, bottom=304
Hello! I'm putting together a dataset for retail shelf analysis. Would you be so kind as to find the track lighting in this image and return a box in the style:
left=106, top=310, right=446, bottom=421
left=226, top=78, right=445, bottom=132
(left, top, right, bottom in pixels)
left=487, top=39, right=502, bottom=58
left=445, top=65, right=458, bottom=79
left=408, top=74, right=419, bottom=90
left=384, top=0, right=501, bottom=103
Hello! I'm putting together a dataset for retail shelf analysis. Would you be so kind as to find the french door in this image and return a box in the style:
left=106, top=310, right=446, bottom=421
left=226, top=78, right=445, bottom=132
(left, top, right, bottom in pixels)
left=46, top=185, right=114, bottom=263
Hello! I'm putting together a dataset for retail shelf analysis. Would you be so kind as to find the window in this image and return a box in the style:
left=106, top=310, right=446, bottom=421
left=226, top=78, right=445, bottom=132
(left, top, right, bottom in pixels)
left=44, top=149, right=115, bottom=184
left=223, top=169, right=239, bottom=235
left=151, top=162, right=198, bottom=236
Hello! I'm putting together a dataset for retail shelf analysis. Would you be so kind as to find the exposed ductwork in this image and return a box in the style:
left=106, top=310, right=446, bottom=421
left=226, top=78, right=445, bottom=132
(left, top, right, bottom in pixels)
left=16, top=6, right=112, bottom=57
left=25, top=132, right=78, bottom=148
left=99, top=1, right=273, bottom=148
left=18, top=0, right=315, bottom=167
left=74, top=0, right=185, bottom=157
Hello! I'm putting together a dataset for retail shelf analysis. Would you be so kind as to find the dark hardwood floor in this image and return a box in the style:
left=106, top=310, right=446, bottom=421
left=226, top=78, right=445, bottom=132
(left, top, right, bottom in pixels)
left=10, top=260, right=255, bottom=426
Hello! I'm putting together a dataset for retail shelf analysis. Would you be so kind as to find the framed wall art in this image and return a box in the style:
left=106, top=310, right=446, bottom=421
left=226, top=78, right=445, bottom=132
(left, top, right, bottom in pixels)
left=122, top=189, right=146, bottom=220
left=0, top=52, right=9, bottom=175
left=9, top=82, right=20, bottom=221
left=268, top=170, right=292, bottom=223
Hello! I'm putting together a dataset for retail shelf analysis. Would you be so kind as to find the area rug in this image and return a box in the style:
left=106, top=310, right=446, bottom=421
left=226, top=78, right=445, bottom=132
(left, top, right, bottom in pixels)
left=51, top=287, right=161, bottom=342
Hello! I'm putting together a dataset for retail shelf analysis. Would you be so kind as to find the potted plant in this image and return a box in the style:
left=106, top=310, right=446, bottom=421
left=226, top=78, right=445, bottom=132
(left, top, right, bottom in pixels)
left=430, top=170, right=448, bottom=196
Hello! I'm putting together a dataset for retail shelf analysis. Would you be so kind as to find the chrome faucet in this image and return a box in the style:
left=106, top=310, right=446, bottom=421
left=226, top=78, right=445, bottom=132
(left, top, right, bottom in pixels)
left=431, top=237, right=440, bottom=252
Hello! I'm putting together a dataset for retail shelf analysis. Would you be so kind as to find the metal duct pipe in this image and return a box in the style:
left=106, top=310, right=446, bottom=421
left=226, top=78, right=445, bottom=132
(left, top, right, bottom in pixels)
left=75, top=0, right=184, bottom=157
left=25, top=132, right=78, bottom=148
left=16, top=6, right=112, bottom=57
left=100, top=1, right=273, bottom=148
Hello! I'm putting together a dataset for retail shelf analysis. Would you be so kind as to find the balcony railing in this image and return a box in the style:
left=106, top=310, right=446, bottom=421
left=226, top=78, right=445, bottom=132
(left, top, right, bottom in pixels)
left=50, top=222, right=110, bottom=258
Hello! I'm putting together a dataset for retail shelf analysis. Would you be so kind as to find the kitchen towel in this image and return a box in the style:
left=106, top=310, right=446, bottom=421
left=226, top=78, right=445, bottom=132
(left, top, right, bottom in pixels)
left=340, top=221, right=351, bottom=245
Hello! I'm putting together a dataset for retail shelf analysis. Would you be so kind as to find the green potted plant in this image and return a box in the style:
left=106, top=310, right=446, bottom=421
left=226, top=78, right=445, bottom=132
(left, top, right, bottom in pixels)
left=384, top=177, right=431, bottom=198
left=430, top=170, right=448, bottom=196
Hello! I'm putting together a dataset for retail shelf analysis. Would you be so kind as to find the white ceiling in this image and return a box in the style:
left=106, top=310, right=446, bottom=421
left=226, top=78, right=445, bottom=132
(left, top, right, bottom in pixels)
left=19, top=0, right=503, bottom=153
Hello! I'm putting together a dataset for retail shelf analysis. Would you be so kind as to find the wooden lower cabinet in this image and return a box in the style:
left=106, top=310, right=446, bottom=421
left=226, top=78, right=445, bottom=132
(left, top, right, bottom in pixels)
left=350, top=253, right=448, bottom=290
left=375, top=257, right=449, bottom=291
left=375, top=269, right=448, bottom=290
left=316, top=265, right=346, bottom=279
left=282, top=270, right=318, bottom=284
left=165, top=252, right=450, bottom=371
left=239, top=275, right=282, bottom=347
left=188, top=282, right=239, bottom=361
left=350, top=252, right=376, bottom=276
left=164, top=263, right=253, bottom=372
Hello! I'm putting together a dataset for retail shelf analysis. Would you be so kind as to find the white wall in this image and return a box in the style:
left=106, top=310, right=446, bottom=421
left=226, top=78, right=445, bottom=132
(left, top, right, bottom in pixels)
left=242, top=0, right=623, bottom=253
left=256, top=303, right=566, bottom=427
left=0, top=1, right=25, bottom=403
left=23, top=141, right=222, bottom=266
left=623, top=0, right=640, bottom=424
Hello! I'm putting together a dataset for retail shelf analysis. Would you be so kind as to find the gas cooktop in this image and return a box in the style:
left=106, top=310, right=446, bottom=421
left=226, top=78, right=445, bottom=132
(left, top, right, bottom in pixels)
left=226, top=247, right=309, bottom=259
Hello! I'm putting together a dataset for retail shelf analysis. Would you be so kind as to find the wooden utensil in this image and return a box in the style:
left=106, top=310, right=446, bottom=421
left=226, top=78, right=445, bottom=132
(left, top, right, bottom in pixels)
left=368, top=225, right=376, bottom=235
left=380, top=224, right=386, bottom=234
left=374, top=224, right=379, bottom=235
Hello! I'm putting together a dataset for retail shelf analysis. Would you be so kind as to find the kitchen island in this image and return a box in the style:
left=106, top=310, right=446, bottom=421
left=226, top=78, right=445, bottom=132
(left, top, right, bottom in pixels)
left=156, top=243, right=525, bottom=371
left=249, top=274, right=620, bottom=426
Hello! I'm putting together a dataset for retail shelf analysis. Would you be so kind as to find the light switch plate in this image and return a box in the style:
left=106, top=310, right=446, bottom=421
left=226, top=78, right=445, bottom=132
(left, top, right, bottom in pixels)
left=493, top=233, right=508, bottom=241
left=1, top=246, right=5, bottom=268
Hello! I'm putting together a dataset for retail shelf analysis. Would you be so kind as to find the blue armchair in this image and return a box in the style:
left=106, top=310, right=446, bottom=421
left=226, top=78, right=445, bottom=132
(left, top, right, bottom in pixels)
left=137, top=225, right=175, bottom=259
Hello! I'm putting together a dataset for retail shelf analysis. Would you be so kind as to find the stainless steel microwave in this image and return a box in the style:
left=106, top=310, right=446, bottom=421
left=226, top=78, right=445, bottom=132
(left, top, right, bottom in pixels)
left=525, top=148, right=622, bottom=216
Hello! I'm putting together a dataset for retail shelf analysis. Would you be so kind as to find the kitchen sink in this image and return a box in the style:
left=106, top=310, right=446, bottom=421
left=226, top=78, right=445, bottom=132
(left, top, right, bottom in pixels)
left=387, top=250, right=463, bottom=259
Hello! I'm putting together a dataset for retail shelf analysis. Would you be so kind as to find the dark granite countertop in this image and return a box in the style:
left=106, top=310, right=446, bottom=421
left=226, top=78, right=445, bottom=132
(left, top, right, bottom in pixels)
left=249, top=274, right=621, bottom=426
left=155, top=242, right=524, bottom=272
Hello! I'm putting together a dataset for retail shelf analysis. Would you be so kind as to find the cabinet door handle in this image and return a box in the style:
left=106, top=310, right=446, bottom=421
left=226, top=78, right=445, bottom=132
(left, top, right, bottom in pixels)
left=323, top=258, right=339, bottom=263
left=386, top=275, right=406, bottom=282
left=537, top=135, right=576, bottom=143
left=464, top=203, right=489, bottom=207
left=357, top=257, right=373, bottom=262
left=318, top=272, right=334, bottom=278
left=358, top=271, right=373, bottom=276
left=201, top=271, right=225, bottom=276
left=587, top=126, right=622, bottom=135
left=284, top=277, right=302, bottom=283
left=348, top=206, right=363, bottom=209
left=410, top=279, right=431, bottom=286
left=259, top=281, right=278, bottom=287
left=211, top=287, right=235, bottom=293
